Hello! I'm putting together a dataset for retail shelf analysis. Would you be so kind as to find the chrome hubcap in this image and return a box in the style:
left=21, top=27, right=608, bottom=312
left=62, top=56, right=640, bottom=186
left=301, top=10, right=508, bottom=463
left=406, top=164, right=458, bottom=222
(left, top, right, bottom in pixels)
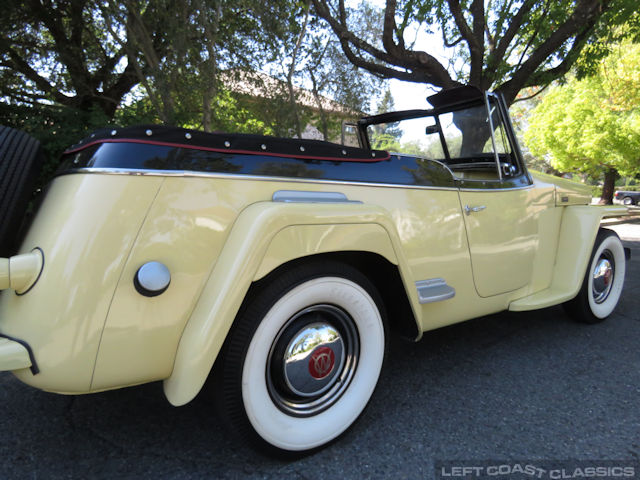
left=267, top=304, right=359, bottom=417
left=592, top=251, right=614, bottom=304
left=283, top=322, right=345, bottom=396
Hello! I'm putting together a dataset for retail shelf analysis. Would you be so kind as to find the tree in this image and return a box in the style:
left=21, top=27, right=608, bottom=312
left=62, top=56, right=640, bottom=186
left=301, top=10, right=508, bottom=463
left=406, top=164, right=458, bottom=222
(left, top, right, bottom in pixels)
left=0, top=0, right=174, bottom=172
left=311, top=0, right=637, bottom=105
left=0, top=0, right=165, bottom=117
left=262, top=1, right=386, bottom=140
left=101, top=0, right=297, bottom=131
left=524, top=40, right=640, bottom=203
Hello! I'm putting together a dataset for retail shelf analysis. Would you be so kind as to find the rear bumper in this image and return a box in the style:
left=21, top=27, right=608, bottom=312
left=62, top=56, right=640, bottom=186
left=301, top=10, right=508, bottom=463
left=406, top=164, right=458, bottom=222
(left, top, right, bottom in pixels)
left=0, top=335, right=36, bottom=373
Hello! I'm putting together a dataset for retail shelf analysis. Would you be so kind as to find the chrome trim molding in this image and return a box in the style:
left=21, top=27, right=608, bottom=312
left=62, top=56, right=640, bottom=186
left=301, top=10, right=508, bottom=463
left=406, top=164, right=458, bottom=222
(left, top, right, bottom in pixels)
left=59, top=167, right=461, bottom=192
left=273, top=190, right=361, bottom=204
left=416, top=278, right=456, bottom=304
left=458, top=184, right=534, bottom=192
left=61, top=167, right=533, bottom=192
left=484, top=92, right=503, bottom=181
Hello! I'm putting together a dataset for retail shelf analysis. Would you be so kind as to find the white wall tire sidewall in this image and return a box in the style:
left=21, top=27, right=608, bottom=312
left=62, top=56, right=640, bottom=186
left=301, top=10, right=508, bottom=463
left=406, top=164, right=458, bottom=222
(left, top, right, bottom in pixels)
left=241, top=276, right=385, bottom=452
left=587, top=235, right=625, bottom=319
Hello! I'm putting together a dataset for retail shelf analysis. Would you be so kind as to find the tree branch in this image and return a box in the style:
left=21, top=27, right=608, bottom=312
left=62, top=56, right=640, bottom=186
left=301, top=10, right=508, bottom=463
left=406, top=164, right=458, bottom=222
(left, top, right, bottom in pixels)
left=445, top=0, right=477, bottom=49
left=29, top=0, right=92, bottom=97
left=497, top=0, right=607, bottom=103
left=382, top=0, right=402, bottom=57
left=470, top=0, right=485, bottom=86
left=513, top=0, right=551, bottom=72
left=312, top=0, right=456, bottom=88
left=312, top=0, right=398, bottom=66
left=487, top=0, right=535, bottom=73
left=0, top=37, right=71, bottom=105
left=524, top=23, right=596, bottom=87
left=511, top=83, right=549, bottom=103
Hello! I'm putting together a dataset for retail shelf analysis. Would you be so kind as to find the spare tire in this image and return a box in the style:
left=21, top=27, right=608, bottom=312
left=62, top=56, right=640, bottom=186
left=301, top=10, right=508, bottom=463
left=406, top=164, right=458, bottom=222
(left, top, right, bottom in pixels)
left=0, top=126, right=44, bottom=257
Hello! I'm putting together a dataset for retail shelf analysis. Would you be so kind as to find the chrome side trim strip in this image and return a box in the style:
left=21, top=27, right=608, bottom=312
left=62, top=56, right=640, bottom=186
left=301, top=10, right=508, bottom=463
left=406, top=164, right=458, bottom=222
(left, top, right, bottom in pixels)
left=61, top=167, right=534, bottom=192
left=416, top=278, right=456, bottom=304
left=458, top=184, right=534, bottom=192
left=273, top=190, right=362, bottom=204
left=59, top=168, right=460, bottom=192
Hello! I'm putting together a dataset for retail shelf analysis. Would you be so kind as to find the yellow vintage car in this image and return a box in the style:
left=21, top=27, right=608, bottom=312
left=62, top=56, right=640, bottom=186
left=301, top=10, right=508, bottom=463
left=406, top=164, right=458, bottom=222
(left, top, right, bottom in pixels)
left=0, top=86, right=629, bottom=456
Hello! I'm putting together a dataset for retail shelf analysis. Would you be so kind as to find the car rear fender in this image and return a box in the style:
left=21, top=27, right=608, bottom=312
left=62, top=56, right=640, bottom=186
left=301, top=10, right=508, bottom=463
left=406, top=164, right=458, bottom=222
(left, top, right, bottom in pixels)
left=163, top=201, right=420, bottom=406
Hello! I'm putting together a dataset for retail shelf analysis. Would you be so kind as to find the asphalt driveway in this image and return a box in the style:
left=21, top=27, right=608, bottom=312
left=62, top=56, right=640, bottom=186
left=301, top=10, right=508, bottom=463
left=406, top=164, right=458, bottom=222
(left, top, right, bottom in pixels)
left=1, top=225, right=639, bottom=479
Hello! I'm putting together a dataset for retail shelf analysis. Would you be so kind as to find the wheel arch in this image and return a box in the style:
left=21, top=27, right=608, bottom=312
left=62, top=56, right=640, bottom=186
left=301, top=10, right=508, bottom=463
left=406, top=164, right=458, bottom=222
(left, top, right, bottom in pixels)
left=162, top=201, right=421, bottom=407
left=251, top=251, right=419, bottom=341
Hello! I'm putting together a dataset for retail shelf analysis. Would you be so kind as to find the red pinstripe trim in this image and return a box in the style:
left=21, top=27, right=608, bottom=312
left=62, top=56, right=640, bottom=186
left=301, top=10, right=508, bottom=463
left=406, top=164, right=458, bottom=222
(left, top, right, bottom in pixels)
left=64, top=138, right=389, bottom=163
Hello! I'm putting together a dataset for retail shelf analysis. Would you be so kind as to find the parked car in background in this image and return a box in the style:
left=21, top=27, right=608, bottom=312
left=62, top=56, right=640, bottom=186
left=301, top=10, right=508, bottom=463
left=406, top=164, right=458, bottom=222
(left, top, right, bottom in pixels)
left=615, top=190, right=640, bottom=205
left=0, top=86, right=630, bottom=456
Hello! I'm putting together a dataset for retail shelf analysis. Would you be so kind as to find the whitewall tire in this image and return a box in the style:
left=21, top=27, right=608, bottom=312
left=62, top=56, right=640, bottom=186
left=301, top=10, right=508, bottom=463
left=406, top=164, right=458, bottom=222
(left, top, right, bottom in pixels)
left=214, top=261, right=386, bottom=456
left=563, top=228, right=626, bottom=323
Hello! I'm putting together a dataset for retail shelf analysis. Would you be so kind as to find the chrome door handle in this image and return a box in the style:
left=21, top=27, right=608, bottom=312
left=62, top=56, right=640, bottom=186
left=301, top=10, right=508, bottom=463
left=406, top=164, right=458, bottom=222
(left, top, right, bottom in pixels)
left=464, top=205, right=486, bottom=215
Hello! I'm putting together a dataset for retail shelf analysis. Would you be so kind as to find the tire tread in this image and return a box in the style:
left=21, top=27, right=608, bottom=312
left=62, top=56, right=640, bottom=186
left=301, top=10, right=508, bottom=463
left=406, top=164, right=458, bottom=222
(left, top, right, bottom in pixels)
left=0, top=126, right=43, bottom=256
left=212, top=260, right=386, bottom=458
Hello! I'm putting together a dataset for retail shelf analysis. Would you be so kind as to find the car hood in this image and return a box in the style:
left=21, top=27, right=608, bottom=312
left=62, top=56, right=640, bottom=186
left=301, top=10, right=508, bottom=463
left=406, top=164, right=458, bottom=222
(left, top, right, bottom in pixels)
left=530, top=170, right=592, bottom=206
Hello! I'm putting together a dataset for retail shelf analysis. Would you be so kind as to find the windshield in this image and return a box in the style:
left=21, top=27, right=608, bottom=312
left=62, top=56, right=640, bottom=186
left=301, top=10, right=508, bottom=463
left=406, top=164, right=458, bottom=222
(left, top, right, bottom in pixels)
left=366, top=97, right=517, bottom=179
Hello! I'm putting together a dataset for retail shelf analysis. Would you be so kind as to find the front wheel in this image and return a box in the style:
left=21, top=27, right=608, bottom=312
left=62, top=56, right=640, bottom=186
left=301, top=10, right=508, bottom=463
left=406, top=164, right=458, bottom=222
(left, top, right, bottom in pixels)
left=563, top=228, right=626, bottom=323
left=214, top=261, right=386, bottom=456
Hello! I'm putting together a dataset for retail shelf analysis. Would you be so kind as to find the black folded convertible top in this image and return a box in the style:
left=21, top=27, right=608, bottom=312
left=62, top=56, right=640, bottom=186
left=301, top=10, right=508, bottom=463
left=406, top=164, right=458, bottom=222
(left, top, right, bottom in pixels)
left=65, top=125, right=389, bottom=163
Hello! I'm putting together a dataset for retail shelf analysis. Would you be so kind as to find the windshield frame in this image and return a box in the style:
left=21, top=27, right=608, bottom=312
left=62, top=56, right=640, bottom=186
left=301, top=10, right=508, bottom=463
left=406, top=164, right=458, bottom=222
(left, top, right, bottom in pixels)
left=358, top=90, right=532, bottom=188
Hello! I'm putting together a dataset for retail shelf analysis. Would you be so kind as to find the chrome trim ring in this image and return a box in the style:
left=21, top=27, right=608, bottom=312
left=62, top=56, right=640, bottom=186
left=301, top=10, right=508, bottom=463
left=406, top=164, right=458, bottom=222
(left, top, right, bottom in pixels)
left=592, top=250, right=614, bottom=304
left=267, top=304, right=359, bottom=417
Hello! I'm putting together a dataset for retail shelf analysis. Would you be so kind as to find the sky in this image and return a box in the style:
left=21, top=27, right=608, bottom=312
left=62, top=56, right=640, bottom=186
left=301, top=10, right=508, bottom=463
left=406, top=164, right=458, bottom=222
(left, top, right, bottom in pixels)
left=385, top=25, right=451, bottom=145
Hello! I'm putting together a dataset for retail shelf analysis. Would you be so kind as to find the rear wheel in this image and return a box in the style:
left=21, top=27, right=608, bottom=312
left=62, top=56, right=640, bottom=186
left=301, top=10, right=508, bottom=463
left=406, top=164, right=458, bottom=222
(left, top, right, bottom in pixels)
left=0, top=126, right=44, bottom=256
left=563, top=228, right=626, bottom=324
left=622, top=196, right=634, bottom=206
left=214, top=261, right=386, bottom=456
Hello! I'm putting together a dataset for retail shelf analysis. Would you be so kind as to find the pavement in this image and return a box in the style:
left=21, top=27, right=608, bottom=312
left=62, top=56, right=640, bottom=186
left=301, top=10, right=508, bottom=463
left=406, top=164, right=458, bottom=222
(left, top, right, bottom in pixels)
left=1, top=226, right=639, bottom=479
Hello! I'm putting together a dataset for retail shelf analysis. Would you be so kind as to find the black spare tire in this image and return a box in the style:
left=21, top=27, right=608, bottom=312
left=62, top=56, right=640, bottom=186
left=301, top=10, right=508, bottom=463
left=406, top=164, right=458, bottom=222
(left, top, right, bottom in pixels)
left=0, top=126, right=44, bottom=257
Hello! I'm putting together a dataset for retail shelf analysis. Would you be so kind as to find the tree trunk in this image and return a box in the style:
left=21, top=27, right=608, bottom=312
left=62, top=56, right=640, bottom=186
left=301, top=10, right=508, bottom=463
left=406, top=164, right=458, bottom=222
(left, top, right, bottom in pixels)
left=287, top=2, right=310, bottom=138
left=200, top=1, right=221, bottom=132
left=308, top=68, right=329, bottom=141
left=599, top=167, right=617, bottom=205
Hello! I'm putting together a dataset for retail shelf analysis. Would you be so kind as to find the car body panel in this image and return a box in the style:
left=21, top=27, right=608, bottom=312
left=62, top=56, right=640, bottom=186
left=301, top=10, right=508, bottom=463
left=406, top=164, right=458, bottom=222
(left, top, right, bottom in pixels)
left=91, top=176, right=242, bottom=390
left=0, top=337, right=32, bottom=371
left=459, top=186, right=553, bottom=297
left=162, top=198, right=420, bottom=405
left=510, top=204, right=627, bottom=311
left=529, top=170, right=592, bottom=206
left=0, top=174, right=163, bottom=392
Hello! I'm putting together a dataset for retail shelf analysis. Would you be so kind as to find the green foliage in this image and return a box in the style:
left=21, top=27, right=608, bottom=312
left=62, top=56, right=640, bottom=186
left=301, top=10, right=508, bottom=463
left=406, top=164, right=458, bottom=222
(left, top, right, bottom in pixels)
left=314, top=0, right=638, bottom=105
left=524, top=40, right=640, bottom=182
left=592, top=186, right=603, bottom=198
left=0, top=0, right=147, bottom=117
left=370, top=133, right=402, bottom=152
left=575, top=10, right=640, bottom=78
